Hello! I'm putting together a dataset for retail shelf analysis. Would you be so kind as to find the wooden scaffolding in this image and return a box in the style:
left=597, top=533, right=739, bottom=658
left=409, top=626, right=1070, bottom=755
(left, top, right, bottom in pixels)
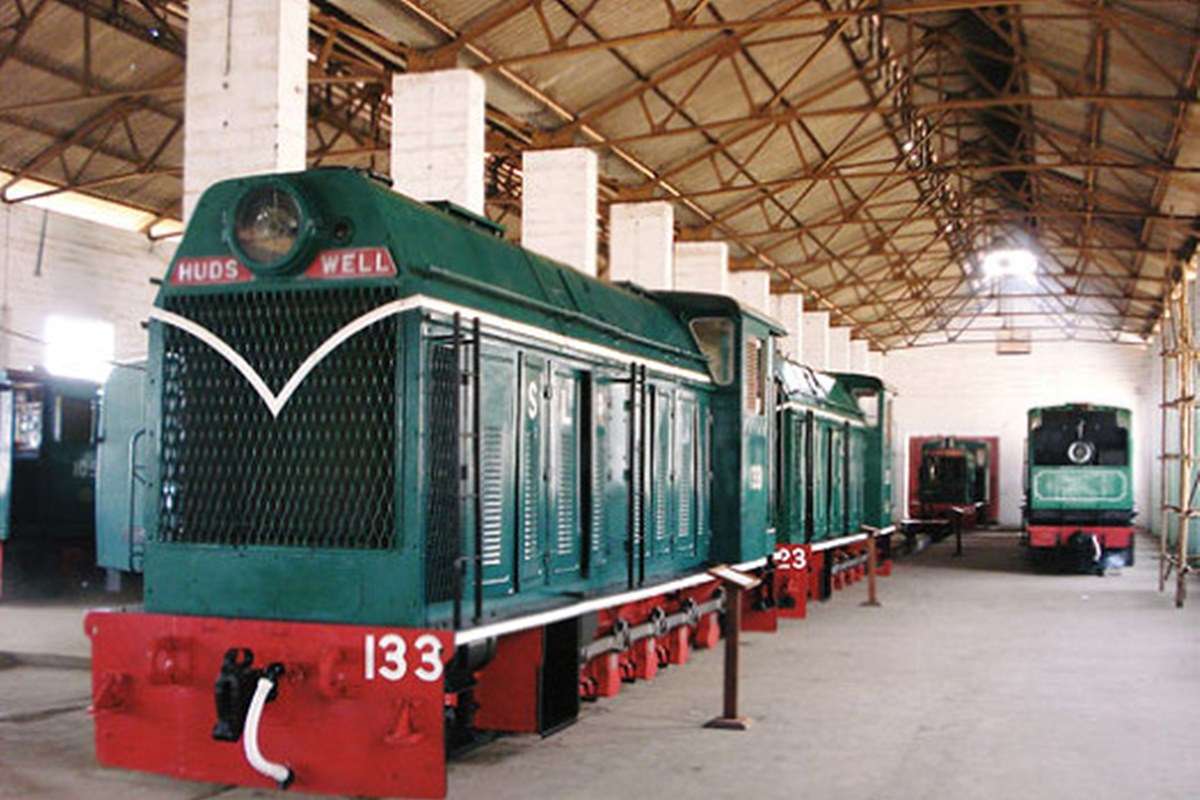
left=1159, top=264, right=1200, bottom=608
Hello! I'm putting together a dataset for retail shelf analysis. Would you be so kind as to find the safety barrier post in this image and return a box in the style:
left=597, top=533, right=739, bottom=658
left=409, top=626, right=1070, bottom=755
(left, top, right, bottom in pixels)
left=952, top=508, right=964, bottom=557
left=860, top=526, right=881, bottom=607
left=703, top=566, right=760, bottom=731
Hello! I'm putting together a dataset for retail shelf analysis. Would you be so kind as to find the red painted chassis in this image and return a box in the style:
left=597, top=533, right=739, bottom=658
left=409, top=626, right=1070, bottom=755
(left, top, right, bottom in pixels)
left=86, top=539, right=891, bottom=799
left=1026, top=524, right=1133, bottom=550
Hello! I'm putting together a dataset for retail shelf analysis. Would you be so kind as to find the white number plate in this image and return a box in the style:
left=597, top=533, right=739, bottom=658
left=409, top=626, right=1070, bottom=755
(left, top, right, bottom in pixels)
left=363, top=633, right=445, bottom=683
left=775, top=545, right=808, bottom=571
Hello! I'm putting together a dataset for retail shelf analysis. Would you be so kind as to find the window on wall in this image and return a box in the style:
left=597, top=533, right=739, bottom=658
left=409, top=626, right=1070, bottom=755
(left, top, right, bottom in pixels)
left=43, top=315, right=114, bottom=383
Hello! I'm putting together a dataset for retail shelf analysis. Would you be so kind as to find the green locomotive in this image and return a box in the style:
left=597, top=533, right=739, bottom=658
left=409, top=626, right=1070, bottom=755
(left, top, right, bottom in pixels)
left=0, top=368, right=99, bottom=597
left=773, top=363, right=893, bottom=598
left=1024, top=404, right=1134, bottom=571
left=93, top=362, right=148, bottom=585
left=86, top=167, right=893, bottom=798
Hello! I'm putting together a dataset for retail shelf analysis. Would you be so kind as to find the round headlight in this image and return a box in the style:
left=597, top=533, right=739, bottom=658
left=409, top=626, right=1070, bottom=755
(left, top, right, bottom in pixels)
left=1067, top=440, right=1095, bottom=465
left=234, top=185, right=303, bottom=268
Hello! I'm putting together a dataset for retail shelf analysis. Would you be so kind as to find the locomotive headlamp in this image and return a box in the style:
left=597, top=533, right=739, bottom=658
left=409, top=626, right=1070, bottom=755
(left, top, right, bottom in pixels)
left=1067, top=440, right=1096, bottom=465
left=231, top=183, right=312, bottom=272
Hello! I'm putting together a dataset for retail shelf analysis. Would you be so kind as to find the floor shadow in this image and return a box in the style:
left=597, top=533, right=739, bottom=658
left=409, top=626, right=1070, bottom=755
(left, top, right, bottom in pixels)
left=898, top=528, right=1153, bottom=577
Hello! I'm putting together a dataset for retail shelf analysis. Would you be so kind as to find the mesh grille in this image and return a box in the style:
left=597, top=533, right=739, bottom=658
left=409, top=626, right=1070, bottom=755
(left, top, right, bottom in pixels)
left=158, top=286, right=398, bottom=550
left=425, top=344, right=460, bottom=602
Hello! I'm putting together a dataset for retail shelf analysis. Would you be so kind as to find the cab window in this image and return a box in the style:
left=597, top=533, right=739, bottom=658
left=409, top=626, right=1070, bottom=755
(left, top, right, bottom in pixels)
left=689, top=317, right=734, bottom=385
left=853, top=388, right=879, bottom=427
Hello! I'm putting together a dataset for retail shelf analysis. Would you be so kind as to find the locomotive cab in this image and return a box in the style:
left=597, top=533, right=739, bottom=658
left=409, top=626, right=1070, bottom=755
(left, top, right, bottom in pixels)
left=659, top=294, right=783, bottom=564
left=916, top=438, right=975, bottom=519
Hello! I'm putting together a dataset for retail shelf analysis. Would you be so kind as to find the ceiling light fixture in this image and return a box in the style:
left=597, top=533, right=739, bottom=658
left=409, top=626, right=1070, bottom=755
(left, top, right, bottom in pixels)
left=981, top=248, right=1037, bottom=281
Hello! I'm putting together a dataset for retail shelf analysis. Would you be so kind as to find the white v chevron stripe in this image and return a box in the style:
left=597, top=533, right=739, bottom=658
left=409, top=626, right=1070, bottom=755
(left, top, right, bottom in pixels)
left=150, top=295, right=710, bottom=418
left=150, top=298, right=422, bottom=418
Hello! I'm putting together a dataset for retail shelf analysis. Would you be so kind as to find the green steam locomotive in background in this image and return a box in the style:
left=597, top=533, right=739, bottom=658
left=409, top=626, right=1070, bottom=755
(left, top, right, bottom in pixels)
left=1024, top=403, right=1134, bottom=572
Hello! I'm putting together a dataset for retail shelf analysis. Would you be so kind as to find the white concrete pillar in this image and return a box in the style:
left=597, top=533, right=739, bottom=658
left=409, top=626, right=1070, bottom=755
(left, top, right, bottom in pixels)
left=728, top=271, right=770, bottom=316
left=184, top=0, right=309, bottom=221
left=771, top=293, right=804, bottom=358
left=390, top=69, right=487, bottom=215
left=866, top=350, right=883, bottom=377
left=829, top=327, right=851, bottom=371
left=608, top=201, right=673, bottom=290
left=802, top=310, right=830, bottom=370
left=850, top=340, right=870, bottom=373
left=673, top=241, right=729, bottom=295
left=522, top=148, right=598, bottom=276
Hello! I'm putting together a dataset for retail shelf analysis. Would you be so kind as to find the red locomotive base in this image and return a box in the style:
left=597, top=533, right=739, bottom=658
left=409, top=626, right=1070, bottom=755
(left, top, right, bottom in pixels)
left=1026, top=525, right=1133, bottom=550
left=87, top=612, right=457, bottom=798
left=86, top=539, right=892, bottom=799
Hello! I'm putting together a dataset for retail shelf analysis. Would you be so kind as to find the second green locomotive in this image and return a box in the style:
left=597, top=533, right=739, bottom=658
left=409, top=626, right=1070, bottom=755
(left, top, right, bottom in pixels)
left=1024, top=404, right=1134, bottom=572
left=0, top=368, right=99, bottom=597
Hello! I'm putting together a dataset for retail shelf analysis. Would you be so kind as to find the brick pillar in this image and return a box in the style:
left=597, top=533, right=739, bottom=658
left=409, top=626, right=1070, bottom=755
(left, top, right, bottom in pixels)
left=771, top=293, right=804, bottom=360
left=673, top=242, right=728, bottom=295
left=184, top=0, right=309, bottom=221
left=609, top=201, right=673, bottom=289
left=391, top=69, right=487, bottom=215
left=802, top=310, right=830, bottom=370
left=521, top=148, right=598, bottom=275
left=728, top=272, right=770, bottom=316
left=829, top=327, right=851, bottom=371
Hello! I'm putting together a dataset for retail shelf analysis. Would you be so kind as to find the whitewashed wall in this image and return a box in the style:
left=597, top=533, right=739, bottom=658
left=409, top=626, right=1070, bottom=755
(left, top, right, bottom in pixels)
left=0, top=204, right=176, bottom=368
left=883, top=341, right=1158, bottom=529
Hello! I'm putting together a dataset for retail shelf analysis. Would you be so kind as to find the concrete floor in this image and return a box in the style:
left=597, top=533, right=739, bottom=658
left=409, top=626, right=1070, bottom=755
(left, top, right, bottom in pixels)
left=1, top=531, right=1198, bottom=800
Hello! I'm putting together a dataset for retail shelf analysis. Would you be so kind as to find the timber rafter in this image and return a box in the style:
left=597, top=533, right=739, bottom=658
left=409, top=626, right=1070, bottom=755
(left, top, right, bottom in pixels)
left=0, top=0, right=1196, bottom=348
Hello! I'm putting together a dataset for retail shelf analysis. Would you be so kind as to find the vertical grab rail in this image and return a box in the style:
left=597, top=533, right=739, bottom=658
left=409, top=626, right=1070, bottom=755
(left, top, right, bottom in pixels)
left=624, top=362, right=641, bottom=589
left=471, top=317, right=484, bottom=624
left=451, top=312, right=464, bottom=630
left=126, top=427, right=148, bottom=572
left=623, top=363, right=649, bottom=589
left=638, top=365, right=648, bottom=587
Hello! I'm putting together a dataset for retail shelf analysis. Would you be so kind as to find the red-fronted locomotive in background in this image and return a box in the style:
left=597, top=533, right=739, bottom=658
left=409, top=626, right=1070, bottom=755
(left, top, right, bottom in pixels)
left=908, top=435, right=999, bottom=526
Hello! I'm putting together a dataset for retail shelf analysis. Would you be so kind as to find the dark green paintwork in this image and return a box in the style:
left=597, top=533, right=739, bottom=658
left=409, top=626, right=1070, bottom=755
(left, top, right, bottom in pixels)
left=166, top=169, right=707, bottom=374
